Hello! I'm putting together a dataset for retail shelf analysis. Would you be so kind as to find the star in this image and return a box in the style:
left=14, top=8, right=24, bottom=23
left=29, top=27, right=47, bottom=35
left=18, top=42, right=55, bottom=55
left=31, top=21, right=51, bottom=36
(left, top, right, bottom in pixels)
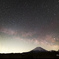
left=54, top=38, right=56, bottom=40
left=54, top=13, right=56, bottom=16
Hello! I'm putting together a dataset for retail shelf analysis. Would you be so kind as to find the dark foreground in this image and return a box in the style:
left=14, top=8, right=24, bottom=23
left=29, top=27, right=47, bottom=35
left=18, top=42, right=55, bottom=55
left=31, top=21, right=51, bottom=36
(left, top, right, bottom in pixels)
left=0, top=51, right=59, bottom=58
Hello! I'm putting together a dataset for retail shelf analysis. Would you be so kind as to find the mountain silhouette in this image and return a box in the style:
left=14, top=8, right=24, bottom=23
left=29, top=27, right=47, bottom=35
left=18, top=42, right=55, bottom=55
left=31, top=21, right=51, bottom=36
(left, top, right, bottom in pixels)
left=0, top=47, right=58, bottom=58
left=31, top=47, right=47, bottom=52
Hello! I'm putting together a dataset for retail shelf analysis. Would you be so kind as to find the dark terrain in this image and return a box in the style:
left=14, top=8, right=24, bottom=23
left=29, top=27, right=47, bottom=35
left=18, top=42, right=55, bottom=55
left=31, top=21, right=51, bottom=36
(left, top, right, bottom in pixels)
left=0, top=47, right=59, bottom=58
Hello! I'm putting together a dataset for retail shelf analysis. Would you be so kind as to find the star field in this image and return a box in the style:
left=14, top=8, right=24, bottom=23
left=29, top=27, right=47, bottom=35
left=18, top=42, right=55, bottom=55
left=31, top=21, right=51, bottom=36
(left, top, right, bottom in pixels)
left=0, top=0, right=59, bottom=53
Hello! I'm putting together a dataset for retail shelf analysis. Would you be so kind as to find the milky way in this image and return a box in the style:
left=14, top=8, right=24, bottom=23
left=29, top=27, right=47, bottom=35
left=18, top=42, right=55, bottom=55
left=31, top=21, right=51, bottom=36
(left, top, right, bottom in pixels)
left=0, top=0, right=59, bottom=53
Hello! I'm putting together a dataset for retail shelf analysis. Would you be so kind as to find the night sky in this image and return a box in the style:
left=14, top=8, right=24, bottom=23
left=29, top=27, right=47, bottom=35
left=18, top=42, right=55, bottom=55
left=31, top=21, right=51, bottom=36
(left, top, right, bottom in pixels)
left=0, top=0, right=59, bottom=53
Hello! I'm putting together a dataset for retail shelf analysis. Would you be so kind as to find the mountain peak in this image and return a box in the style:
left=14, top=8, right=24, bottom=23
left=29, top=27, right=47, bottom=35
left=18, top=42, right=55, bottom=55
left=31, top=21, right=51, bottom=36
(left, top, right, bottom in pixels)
left=32, top=47, right=47, bottom=52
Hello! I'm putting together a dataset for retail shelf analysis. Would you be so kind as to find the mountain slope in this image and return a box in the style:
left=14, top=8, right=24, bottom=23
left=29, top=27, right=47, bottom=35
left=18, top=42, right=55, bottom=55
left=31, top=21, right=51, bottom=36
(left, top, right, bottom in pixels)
left=31, top=47, right=47, bottom=52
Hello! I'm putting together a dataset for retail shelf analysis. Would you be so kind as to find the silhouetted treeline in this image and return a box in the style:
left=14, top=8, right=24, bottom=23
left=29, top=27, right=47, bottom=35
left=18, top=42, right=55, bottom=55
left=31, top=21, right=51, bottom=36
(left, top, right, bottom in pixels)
left=0, top=51, right=59, bottom=58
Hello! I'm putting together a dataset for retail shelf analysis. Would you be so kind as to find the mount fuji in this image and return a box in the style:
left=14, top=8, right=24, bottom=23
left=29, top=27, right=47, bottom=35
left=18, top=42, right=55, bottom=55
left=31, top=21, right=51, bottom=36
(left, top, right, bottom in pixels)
left=31, top=47, right=47, bottom=52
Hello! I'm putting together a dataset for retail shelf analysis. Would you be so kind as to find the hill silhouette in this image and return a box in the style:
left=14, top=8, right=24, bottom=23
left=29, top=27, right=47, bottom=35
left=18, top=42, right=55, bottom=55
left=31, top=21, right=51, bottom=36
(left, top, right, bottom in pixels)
left=0, top=47, right=59, bottom=58
left=31, top=47, right=47, bottom=52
